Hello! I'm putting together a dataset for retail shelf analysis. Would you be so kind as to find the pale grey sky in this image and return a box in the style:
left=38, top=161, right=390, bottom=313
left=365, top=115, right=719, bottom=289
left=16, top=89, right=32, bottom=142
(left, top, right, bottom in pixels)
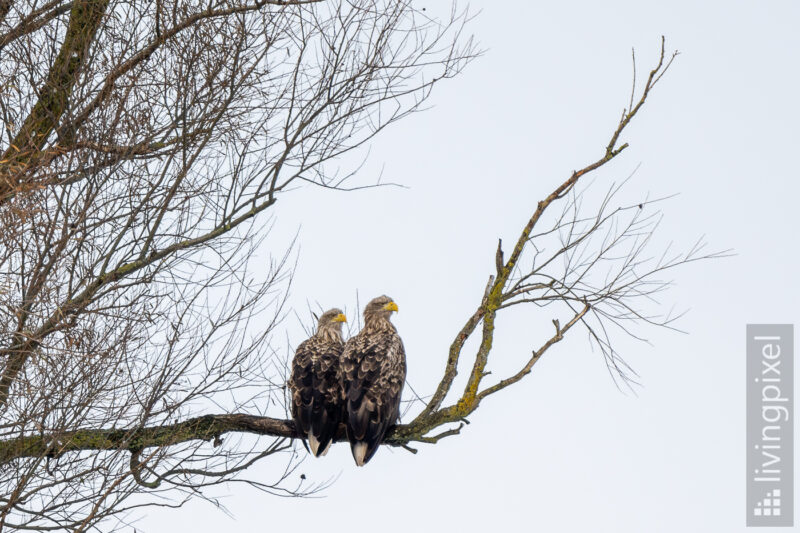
left=141, top=1, right=800, bottom=531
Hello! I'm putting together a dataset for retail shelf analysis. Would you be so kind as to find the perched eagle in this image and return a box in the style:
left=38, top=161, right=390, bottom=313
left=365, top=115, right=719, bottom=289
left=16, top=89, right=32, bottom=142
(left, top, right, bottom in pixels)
left=288, top=308, right=347, bottom=457
left=341, top=295, right=406, bottom=466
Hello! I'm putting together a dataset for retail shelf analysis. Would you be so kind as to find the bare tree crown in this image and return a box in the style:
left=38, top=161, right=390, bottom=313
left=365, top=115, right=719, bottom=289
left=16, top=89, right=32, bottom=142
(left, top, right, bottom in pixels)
left=0, top=1, right=720, bottom=530
left=0, top=1, right=474, bottom=529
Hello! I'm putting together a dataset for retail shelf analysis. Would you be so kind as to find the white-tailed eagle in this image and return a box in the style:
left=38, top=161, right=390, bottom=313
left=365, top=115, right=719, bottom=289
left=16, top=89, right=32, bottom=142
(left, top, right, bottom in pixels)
left=341, top=295, right=405, bottom=466
left=288, top=308, right=347, bottom=457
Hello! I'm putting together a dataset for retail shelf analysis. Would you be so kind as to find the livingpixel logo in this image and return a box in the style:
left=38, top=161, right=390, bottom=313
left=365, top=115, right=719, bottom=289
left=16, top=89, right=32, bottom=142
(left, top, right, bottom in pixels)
left=746, top=325, right=794, bottom=527
left=752, top=488, right=782, bottom=518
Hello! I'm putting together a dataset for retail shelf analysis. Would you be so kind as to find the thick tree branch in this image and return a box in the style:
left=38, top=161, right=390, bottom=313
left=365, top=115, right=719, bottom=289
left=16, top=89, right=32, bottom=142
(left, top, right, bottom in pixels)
left=0, top=415, right=295, bottom=462
left=0, top=0, right=109, bottom=193
left=0, top=414, right=448, bottom=462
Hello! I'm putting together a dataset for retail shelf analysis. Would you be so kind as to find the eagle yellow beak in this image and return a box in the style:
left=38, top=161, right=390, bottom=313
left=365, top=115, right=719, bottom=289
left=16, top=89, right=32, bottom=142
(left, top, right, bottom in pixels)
left=333, top=313, right=347, bottom=323
left=383, top=301, right=398, bottom=313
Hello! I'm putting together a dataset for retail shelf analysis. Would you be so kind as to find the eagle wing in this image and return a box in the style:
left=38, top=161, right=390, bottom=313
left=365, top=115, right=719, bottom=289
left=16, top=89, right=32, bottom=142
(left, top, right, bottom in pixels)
left=289, top=336, right=344, bottom=456
left=342, top=329, right=406, bottom=466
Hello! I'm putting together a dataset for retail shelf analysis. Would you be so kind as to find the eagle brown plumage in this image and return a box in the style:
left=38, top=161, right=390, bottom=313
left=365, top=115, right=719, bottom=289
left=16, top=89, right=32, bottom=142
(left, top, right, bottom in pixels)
left=341, top=295, right=406, bottom=466
left=288, top=308, right=347, bottom=457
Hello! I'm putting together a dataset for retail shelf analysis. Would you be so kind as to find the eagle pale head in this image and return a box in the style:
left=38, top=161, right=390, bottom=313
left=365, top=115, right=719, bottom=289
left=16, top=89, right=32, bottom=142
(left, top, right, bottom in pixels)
left=363, top=295, right=398, bottom=324
left=316, top=308, right=347, bottom=337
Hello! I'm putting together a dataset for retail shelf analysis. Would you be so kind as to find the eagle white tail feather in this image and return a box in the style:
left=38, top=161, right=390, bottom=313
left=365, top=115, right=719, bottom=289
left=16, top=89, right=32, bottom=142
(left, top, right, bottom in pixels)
left=308, top=433, right=321, bottom=456
left=353, top=442, right=368, bottom=466
left=319, top=440, right=331, bottom=456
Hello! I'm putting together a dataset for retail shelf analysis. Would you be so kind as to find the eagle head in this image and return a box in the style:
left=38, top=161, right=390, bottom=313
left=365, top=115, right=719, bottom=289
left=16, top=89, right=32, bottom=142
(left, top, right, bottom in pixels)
left=363, top=295, right=398, bottom=325
left=316, top=308, right=347, bottom=338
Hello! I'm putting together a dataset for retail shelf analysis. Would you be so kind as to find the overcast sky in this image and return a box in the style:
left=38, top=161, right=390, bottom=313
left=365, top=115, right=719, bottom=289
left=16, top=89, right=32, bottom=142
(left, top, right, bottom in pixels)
left=141, top=1, right=800, bottom=531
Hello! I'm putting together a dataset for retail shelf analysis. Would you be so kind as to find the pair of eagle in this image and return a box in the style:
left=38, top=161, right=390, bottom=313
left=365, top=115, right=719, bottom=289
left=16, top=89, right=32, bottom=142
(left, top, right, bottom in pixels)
left=288, top=295, right=405, bottom=466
